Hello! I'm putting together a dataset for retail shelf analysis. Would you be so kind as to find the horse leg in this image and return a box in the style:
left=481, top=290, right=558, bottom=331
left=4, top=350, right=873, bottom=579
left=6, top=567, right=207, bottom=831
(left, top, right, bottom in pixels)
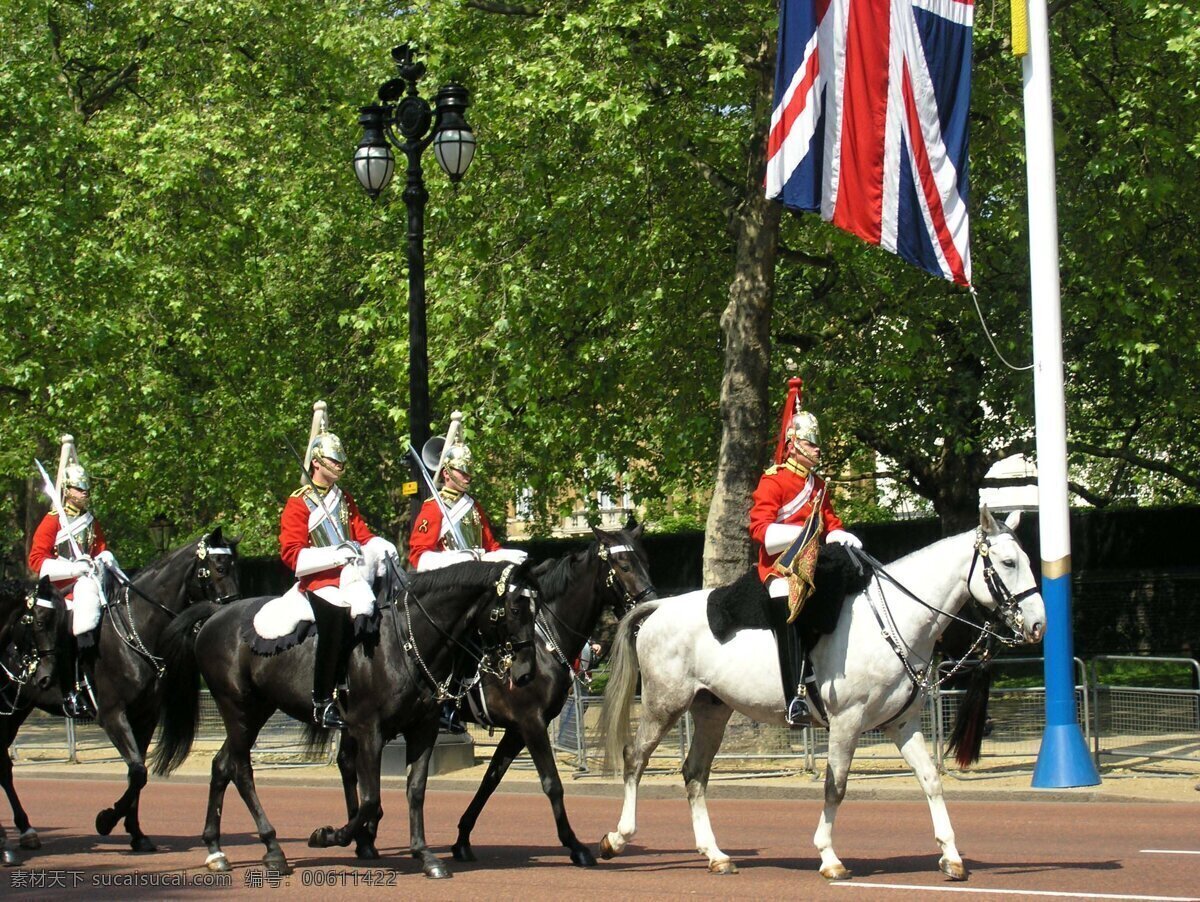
left=601, top=691, right=687, bottom=859
left=229, top=738, right=291, bottom=874
left=889, top=719, right=967, bottom=880
left=201, top=742, right=237, bottom=872
left=0, top=715, right=40, bottom=849
left=452, top=727, right=524, bottom=863
left=309, top=726, right=382, bottom=854
left=92, top=706, right=157, bottom=852
left=328, top=731, right=379, bottom=860
left=813, top=719, right=863, bottom=880
left=118, top=711, right=159, bottom=851
left=405, top=720, right=449, bottom=878
left=682, top=695, right=736, bottom=874
left=525, top=717, right=595, bottom=866
left=0, top=820, right=19, bottom=867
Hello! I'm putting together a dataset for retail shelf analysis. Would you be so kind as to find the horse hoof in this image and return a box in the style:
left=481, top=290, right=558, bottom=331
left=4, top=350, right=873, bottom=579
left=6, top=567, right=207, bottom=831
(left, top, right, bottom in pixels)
left=131, top=836, right=157, bottom=853
left=571, top=847, right=597, bottom=867
left=940, top=857, right=969, bottom=881
left=263, top=855, right=292, bottom=876
left=355, top=844, right=380, bottom=860
left=821, top=864, right=852, bottom=881
left=206, top=854, right=231, bottom=873
left=599, top=834, right=620, bottom=860
left=424, top=863, right=450, bottom=879
left=19, top=830, right=41, bottom=850
left=308, top=827, right=333, bottom=848
left=708, top=859, right=738, bottom=875
left=3, top=848, right=22, bottom=868
left=95, top=808, right=119, bottom=836
left=451, top=843, right=475, bottom=862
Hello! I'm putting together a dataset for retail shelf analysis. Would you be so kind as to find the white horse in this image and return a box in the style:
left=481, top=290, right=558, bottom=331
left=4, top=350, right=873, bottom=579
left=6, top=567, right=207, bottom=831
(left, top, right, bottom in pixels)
left=598, top=507, right=1046, bottom=880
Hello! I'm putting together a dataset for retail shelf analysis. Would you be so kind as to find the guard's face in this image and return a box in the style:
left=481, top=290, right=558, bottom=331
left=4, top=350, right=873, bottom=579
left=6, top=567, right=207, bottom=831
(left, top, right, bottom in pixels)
left=444, top=467, right=471, bottom=492
left=312, top=456, right=344, bottom=487
left=791, top=440, right=821, bottom=468
left=64, top=486, right=90, bottom=511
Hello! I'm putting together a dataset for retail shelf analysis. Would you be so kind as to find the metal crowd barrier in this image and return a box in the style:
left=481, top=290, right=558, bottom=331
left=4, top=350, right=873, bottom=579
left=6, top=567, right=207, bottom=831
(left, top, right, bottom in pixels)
left=1089, top=655, right=1200, bottom=768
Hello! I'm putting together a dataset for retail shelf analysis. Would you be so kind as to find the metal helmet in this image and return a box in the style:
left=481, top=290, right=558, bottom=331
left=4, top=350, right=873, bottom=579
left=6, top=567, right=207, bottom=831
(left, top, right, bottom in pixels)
left=442, top=442, right=472, bottom=477
left=62, top=462, right=90, bottom=492
left=787, top=411, right=821, bottom=447
left=308, top=432, right=347, bottom=467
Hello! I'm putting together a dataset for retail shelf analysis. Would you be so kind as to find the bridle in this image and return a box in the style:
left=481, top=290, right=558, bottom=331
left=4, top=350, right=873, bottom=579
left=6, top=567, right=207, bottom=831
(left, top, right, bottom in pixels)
left=397, top=562, right=539, bottom=702
left=191, top=539, right=241, bottom=605
left=966, top=528, right=1040, bottom=643
left=598, top=542, right=657, bottom=616
left=536, top=540, right=656, bottom=675
left=103, top=537, right=241, bottom=675
left=0, top=596, right=59, bottom=715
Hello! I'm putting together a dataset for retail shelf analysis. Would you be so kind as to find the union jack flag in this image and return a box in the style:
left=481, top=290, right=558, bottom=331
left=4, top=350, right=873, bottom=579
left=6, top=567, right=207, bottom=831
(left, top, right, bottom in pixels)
left=765, top=0, right=973, bottom=286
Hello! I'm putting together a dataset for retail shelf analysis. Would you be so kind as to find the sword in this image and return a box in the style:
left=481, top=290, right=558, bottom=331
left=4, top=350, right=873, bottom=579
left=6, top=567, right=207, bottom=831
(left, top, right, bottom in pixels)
left=406, top=443, right=470, bottom=553
left=34, top=458, right=86, bottom=563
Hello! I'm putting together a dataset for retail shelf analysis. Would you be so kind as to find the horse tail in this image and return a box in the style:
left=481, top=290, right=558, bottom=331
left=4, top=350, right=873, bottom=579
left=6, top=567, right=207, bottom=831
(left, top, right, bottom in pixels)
left=598, top=599, right=662, bottom=775
left=300, top=723, right=335, bottom=761
left=946, top=661, right=993, bottom=769
left=150, top=601, right=220, bottom=776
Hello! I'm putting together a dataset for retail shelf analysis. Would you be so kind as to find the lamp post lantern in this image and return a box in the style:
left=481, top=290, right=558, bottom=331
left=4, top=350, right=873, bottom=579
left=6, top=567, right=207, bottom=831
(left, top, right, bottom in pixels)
left=354, top=45, right=475, bottom=485
left=148, top=513, right=175, bottom=557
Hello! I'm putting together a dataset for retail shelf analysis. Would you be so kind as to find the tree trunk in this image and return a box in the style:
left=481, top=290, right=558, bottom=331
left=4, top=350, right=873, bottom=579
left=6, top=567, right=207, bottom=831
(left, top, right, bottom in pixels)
left=702, top=50, right=781, bottom=588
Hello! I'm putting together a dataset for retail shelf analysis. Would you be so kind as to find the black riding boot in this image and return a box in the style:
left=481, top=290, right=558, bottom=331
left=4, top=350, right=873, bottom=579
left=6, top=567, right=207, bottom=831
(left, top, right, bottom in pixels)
left=309, top=593, right=350, bottom=729
left=64, top=638, right=98, bottom=720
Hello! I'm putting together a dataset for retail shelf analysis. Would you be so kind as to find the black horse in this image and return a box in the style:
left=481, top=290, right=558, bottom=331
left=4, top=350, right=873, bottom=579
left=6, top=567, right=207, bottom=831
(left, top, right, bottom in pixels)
left=0, top=529, right=241, bottom=854
left=0, top=577, right=59, bottom=867
left=151, top=559, right=541, bottom=878
left=441, top=521, right=657, bottom=866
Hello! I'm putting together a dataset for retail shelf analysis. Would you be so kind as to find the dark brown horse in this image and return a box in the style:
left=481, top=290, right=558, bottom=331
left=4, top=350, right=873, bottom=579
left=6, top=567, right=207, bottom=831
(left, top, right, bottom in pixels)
left=0, top=529, right=241, bottom=854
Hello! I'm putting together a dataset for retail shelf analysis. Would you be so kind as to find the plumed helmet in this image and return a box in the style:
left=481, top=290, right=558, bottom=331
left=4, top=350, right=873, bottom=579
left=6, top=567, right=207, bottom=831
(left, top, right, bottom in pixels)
left=62, top=462, right=90, bottom=492
left=787, top=411, right=820, bottom=447
left=442, top=442, right=472, bottom=476
left=308, top=432, right=347, bottom=467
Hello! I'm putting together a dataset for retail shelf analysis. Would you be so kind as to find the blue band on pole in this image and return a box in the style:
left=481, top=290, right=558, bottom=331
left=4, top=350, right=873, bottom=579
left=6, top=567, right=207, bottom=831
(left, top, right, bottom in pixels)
left=1032, top=572, right=1100, bottom=787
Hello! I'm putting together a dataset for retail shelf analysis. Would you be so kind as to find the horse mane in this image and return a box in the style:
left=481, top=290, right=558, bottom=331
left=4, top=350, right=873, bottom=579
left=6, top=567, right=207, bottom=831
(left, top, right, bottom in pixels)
left=407, top=559, right=522, bottom=596
left=532, top=546, right=590, bottom=603
left=0, top=577, right=29, bottom=614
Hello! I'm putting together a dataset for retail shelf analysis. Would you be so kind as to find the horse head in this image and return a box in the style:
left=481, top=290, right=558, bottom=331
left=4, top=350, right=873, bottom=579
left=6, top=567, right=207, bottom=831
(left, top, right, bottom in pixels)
left=592, top=516, right=657, bottom=619
left=4, top=586, right=61, bottom=694
left=475, top=559, right=541, bottom=689
left=187, top=527, right=242, bottom=606
left=967, top=506, right=1046, bottom=645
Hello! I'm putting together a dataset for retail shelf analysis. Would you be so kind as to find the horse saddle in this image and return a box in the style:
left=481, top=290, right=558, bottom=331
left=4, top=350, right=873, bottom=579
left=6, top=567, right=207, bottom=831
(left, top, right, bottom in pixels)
left=244, top=590, right=315, bottom=656
left=706, top=545, right=871, bottom=720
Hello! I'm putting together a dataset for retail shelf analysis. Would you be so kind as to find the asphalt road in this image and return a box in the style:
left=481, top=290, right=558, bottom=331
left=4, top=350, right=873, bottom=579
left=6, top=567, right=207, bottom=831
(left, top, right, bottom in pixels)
left=2, top=776, right=1198, bottom=900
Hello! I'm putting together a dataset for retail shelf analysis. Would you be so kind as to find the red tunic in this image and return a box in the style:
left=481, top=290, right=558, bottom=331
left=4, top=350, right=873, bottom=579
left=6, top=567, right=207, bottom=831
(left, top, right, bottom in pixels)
left=749, top=461, right=844, bottom=583
left=279, top=487, right=374, bottom=592
left=28, top=510, right=108, bottom=598
left=408, top=496, right=500, bottom=569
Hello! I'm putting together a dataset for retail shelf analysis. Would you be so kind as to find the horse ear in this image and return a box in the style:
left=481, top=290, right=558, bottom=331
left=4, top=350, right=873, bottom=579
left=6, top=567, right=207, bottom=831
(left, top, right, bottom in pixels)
left=591, top=525, right=614, bottom=544
left=624, top=515, right=643, bottom=539
left=210, top=525, right=223, bottom=545
left=979, top=504, right=998, bottom=534
left=228, top=534, right=242, bottom=548
left=1004, top=510, right=1021, bottom=531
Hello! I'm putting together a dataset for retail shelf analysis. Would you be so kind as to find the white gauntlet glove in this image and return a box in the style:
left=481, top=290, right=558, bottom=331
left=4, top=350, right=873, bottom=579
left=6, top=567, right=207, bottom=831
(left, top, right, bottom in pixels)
left=416, top=550, right=477, bottom=572
left=826, top=529, right=863, bottom=549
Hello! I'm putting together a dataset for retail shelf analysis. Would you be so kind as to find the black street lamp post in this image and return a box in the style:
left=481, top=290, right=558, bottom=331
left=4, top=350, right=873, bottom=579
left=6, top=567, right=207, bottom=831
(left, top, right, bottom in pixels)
left=148, top=513, right=175, bottom=557
left=353, top=45, right=476, bottom=487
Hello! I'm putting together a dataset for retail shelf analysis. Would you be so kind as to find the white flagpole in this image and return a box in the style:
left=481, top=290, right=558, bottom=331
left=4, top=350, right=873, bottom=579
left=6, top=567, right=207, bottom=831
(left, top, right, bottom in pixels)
left=1021, top=0, right=1100, bottom=787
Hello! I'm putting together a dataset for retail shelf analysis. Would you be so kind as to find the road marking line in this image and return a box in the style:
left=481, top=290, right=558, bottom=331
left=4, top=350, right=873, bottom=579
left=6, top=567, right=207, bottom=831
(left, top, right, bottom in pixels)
left=1141, top=850, right=1200, bottom=855
left=830, top=882, right=1199, bottom=901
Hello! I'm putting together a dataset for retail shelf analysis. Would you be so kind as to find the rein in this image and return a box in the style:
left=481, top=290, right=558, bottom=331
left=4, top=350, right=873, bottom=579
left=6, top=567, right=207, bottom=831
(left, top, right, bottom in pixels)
left=850, top=534, right=1034, bottom=699
left=395, top=562, right=537, bottom=702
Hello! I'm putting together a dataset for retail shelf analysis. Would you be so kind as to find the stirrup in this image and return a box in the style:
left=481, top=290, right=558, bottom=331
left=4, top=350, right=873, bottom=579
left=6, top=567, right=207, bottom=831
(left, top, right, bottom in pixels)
left=313, top=698, right=346, bottom=730
left=64, top=688, right=95, bottom=720
left=785, top=694, right=812, bottom=727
